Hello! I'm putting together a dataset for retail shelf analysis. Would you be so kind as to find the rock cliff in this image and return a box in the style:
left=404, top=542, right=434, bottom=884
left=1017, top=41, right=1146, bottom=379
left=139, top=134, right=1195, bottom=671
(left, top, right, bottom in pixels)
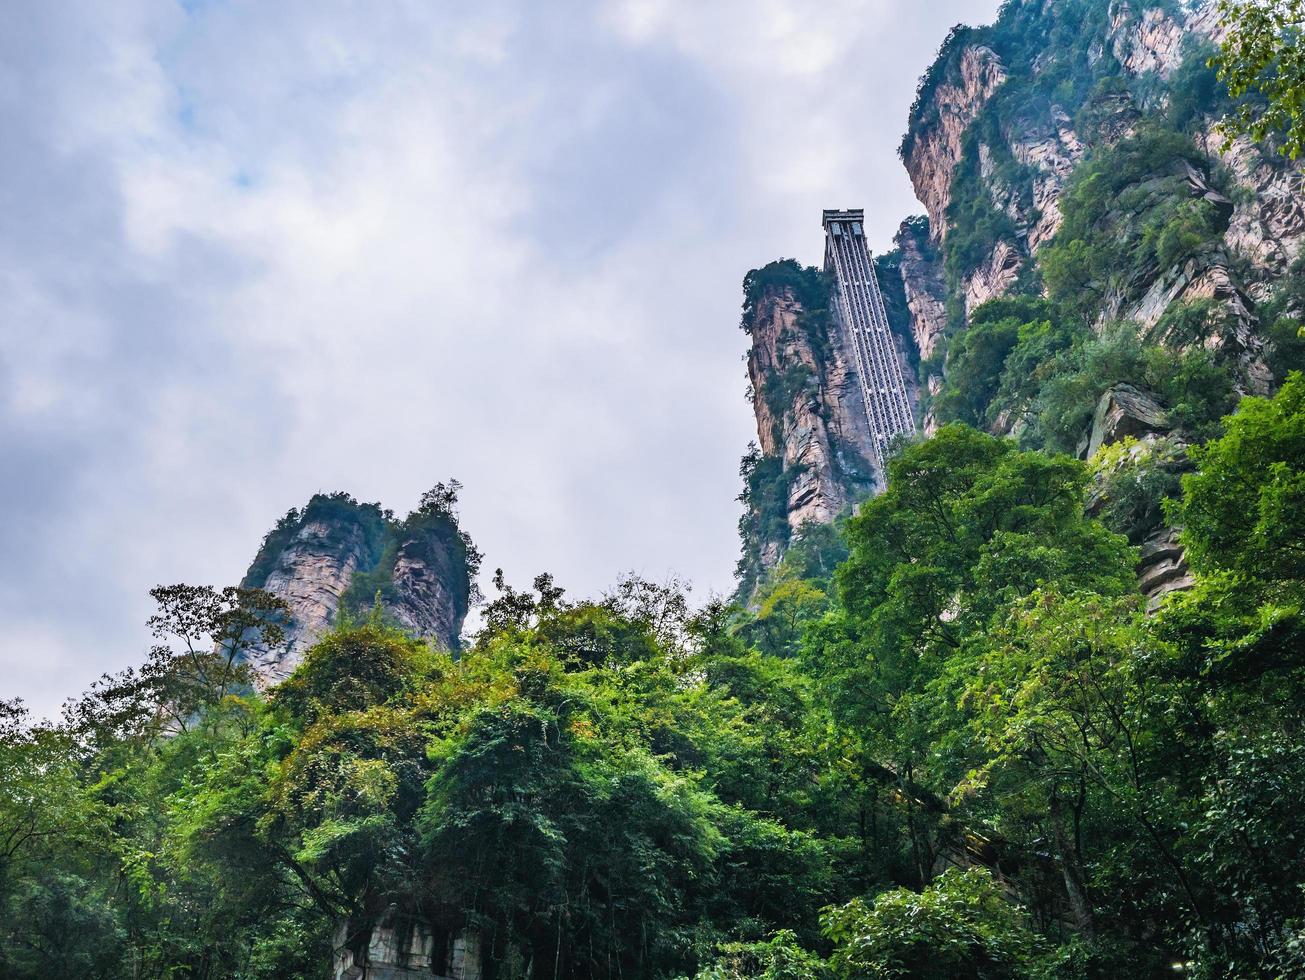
left=737, top=0, right=1305, bottom=603
left=241, top=490, right=477, bottom=686
left=897, top=0, right=1305, bottom=354
left=735, top=260, right=916, bottom=594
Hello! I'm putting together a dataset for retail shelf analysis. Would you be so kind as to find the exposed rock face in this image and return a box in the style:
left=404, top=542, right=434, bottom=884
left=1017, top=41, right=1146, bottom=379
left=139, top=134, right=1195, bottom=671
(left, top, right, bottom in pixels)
left=388, top=534, right=465, bottom=651
left=1109, top=3, right=1186, bottom=77
left=1138, top=525, right=1196, bottom=610
left=1197, top=124, right=1305, bottom=287
left=333, top=920, right=481, bottom=980
left=241, top=493, right=473, bottom=686
left=242, top=514, right=373, bottom=685
left=1079, top=384, right=1169, bottom=459
left=1108, top=1, right=1227, bottom=80
left=904, top=45, right=1007, bottom=242
left=897, top=0, right=1276, bottom=335
left=1013, top=108, right=1087, bottom=251
left=894, top=218, right=948, bottom=364
left=963, top=239, right=1025, bottom=318
left=737, top=256, right=921, bottom=588
left=736, top=0, right=1305, bottom=601
left=747, top=286, right=879, bottom=531
left=1118, top=250, right=1272, bottom=394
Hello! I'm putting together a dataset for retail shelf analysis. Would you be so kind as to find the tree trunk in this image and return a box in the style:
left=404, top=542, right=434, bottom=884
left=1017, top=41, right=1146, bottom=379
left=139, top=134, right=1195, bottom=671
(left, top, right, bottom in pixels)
left=1051, top=791, right=1095, bottom=939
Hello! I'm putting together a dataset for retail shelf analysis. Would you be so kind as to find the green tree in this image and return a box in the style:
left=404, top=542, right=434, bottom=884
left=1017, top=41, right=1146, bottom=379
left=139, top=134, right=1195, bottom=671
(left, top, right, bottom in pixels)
left=822, top=868, right=1048, bottom=980
left=1213, top=0, right=1305, bottom=158
left=1176, top=371, right=1305, bottom=581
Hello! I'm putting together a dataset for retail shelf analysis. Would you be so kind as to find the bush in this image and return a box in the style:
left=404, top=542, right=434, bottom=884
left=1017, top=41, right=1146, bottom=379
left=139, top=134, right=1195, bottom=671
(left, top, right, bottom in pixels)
left=822, top=869, right=1050, bottom=980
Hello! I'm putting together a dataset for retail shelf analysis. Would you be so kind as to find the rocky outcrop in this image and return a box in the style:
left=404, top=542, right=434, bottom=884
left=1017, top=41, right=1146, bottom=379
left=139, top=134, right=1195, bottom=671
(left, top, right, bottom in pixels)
left=893, top=218, right=948, bottom=434
left=1108, top=1, right=1226, bottom=81
left=894, top=218, right=948, bottom=363
left=897, top=0, right=1269, bottom=335
left=1079, top=384, right=1169, bottom=459
left=1084, top=432, right=1196, bottom=605
left=963, top=239, right=1025, bottom=318
left=388, top=534, right=466, bottom=651
left=241, top=493, right=474, bottom=686
left=747, top=286, right=879, bottom=531
left=1138, top=525, right=1196, bottom=610
left=904, top=45, right=1007, bottom=242
left=1108, top=3, right=1186, bottom=78
left=737, top=255, right=922, bottom=587
left=1197, top=124, right=1305, bottom=288
left=1013, top=108, right=1087, bottom=251
left=1119, top=251, right=1272, bottom=394
left=241, top=500, right=381, bottom=685
left=333, top=919, right=481, bottom=980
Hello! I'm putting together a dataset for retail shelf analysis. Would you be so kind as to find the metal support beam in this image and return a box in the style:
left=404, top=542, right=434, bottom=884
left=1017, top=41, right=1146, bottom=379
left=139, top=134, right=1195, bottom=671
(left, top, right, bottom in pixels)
left=822, top=209, right=915, bottom=477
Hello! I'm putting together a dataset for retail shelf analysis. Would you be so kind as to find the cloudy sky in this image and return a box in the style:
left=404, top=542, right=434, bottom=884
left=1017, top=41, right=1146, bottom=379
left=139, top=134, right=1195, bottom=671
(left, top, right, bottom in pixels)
left=2, top=0, right=1000, bottom=715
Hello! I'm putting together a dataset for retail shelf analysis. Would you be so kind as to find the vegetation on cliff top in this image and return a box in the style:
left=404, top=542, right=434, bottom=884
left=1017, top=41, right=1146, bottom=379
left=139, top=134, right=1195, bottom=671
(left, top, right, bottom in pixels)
left=242, top=482, right=483, bottom=638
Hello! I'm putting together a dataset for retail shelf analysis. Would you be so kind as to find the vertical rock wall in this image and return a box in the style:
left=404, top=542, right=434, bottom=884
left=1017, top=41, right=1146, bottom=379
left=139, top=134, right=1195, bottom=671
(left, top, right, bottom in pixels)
left=738, top=259, right=918, bottom=587
left=241, top=493, right=473, bottom=686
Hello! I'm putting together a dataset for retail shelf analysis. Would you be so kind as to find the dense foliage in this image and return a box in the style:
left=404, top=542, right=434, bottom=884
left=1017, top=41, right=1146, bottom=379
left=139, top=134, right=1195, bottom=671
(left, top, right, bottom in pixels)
left=1213, top=0, right=1305, bottom=158
left=7, top=379, right=1305, bottom=977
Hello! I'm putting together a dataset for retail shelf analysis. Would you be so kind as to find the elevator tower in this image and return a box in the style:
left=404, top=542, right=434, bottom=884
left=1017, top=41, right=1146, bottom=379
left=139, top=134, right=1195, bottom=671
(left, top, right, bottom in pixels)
left=822, top=208, right=915, bottom=474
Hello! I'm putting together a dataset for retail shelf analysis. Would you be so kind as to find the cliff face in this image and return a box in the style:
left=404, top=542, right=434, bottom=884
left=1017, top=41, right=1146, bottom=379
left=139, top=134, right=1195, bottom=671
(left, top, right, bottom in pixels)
left=904, top=43, right=1008, bottom=244
left=897, top=0, right=1305, bottom=344
left=881, top=0, right=1305, bottom=605
left=735, top=261, right=916, bottom=593
left=747, top=286, right=873, bottom=530
left=736, top=0, right=1305, bottom=602
left=386, top=531, right=466, bottom=651
left=241, top=492, right=475, bottom=686
left=734, top=0, right=1305, bottom=602
left=242, top=509, right=375, bottom=684
left=892, top=217, right=947, bottom=434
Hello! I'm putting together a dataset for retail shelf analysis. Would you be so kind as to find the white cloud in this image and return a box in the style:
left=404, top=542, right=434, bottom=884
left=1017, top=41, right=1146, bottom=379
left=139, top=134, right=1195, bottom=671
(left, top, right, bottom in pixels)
left=0, top=0, right=1000, bottom=715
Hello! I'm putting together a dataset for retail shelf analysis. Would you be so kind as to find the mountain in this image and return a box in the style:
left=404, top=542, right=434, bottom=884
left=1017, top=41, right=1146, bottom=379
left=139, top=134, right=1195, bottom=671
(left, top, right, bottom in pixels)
left=239, top=487, right=479, bottom=685
left=735, top=257, right=918, bottom=597
left=737, top=0, right=1305, bottom=597
left=15, top=4, right=1305, bottom=978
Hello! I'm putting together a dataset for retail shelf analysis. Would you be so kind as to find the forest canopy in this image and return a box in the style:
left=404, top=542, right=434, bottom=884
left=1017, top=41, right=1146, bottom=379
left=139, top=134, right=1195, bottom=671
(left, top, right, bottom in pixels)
left=6, top=378, right=1305, bottom=978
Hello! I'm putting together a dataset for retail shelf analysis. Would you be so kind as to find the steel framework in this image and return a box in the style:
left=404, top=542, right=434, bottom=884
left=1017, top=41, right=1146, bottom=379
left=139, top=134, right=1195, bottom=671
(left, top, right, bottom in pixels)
left=822, top=208, right=915, bottom=474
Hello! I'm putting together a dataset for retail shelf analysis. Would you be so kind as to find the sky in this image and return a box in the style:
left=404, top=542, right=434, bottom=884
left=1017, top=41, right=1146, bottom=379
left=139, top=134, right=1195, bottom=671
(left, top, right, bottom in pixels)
left=1, top=0, right=1001, bottom=716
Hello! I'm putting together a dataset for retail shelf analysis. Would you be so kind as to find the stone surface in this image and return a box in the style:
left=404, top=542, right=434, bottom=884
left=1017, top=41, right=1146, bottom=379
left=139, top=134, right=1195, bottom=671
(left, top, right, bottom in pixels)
left=243, top=516, right=372, bottom=686
left=747, top=286, right=880, bottom=536
left=1138, top=525, right=1196, bottom=609
left=1109, top=3, right=1187, bottom=78
left=1120, top=252, right=1272, bottom=395
left=1196, top=123, right=1305, bottom=285
left=894, top=219, right=948, bottom=364
left=903, top=45, right=1007, bottom=243
left=241, top=497, right=470, bottom=687
left=963, top=239, right=1024, bottom=317
left=1108, top=1, right=1227, bottom=81
left=1012, top=107, right=1086, bottom=251
left=1080, top=384, right=1169, bottom=460
left=387, top=534, right=465, bottom=651
left=896, top=0, right=1274, bottom=338
left=333, top=920, right=481, bottom=980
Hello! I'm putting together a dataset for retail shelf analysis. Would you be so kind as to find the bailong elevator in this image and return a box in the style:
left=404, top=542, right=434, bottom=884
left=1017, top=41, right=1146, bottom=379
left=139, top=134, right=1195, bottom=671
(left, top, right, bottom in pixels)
left=822, top=209, right=915, bottom=473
